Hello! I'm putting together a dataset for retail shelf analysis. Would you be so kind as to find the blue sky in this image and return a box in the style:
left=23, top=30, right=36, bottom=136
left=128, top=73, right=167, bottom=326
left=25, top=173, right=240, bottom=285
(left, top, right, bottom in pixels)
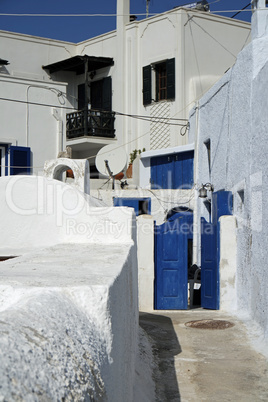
left=0, top=0, right=252, bottom=43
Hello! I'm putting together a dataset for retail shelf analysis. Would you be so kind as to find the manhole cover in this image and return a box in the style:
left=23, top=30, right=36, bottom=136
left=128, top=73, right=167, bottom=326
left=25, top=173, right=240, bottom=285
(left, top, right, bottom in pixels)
left=185, top=319, right=234, bottom=330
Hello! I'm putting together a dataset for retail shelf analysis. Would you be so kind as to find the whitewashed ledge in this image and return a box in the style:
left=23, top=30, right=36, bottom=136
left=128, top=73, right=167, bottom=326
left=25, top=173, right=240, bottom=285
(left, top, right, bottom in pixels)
left=0, top=243, right=138, bottom=401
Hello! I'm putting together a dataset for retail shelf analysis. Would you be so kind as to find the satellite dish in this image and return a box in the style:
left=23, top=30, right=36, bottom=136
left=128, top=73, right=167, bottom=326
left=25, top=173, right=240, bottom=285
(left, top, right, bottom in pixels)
left=96, top=144, right=127, bottom=178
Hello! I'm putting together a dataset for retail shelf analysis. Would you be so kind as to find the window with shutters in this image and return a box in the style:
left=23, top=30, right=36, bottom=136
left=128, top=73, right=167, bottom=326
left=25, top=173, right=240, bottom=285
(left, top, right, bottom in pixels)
left=143, top=58, right=175, bottom=106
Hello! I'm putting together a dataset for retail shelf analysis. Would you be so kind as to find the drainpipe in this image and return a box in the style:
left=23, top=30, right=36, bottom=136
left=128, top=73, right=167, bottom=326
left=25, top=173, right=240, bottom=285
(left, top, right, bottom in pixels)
left=193, top=101, right=200, bottom=265
left=84, top=58, right=89, bottom=137
left=52, top=108, right=64, bottom=156
left=116, top=0, right=130, bottom=147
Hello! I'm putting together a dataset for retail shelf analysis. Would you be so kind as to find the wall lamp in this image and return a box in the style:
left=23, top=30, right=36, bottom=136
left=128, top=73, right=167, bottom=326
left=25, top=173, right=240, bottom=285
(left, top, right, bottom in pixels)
left=198, top=183, right=214, bottom=198
left=89, top=70, right=96, bottom=79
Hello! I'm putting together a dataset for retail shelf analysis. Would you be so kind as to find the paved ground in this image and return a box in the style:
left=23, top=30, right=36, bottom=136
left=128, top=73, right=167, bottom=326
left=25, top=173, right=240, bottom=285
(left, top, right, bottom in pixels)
left=139, top=309, right=268, bottom=402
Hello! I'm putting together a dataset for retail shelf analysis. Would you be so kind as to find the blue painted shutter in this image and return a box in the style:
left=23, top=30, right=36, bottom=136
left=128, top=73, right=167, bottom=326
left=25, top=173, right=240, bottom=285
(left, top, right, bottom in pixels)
left=10, top=146, right=31, bottom=175
left=143, top=65, right=152, bottom=105
left=167, top=58, right=175, bottom=100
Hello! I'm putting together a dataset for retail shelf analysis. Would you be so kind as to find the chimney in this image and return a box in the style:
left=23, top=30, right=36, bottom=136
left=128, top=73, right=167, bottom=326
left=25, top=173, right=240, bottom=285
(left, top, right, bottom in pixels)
left=251, top=0, right=268, bottom=39
left=117, top=0, right=130, bottom=31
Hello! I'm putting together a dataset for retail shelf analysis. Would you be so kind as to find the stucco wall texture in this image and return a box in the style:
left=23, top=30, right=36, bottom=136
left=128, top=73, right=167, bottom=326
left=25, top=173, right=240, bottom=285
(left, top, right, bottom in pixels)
left=0, top=176, right=138, bottom=400
left=189, top=33, right=268, bottom=339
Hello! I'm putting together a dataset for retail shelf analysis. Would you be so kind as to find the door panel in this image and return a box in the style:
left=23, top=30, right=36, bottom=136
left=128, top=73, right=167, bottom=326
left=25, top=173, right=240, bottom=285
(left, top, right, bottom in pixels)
left=155, top=213, right=192, bottom=310
left=201, top=218, right=218, bottom=309
left=201, top=191, right=233, bottom=310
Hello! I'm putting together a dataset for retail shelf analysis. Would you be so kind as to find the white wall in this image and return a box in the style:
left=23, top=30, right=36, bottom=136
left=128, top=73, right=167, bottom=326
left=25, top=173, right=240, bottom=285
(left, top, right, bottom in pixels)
left=90, top=187, right=195, bottom=226
left=137, top=215, right=154, bottom=311
left=188, top=24, right=268, bottom=340
left=0, top=174, right=138, bottom=400
left=0, top=242, right=138, bottom=401
left=219, top=216, right=237, bottom=312
left=0, top=175, right=135, bottom=254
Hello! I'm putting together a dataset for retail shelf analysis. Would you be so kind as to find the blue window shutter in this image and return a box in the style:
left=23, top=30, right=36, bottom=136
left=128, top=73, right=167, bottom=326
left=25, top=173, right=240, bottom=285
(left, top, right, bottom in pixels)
left=10, top=146, right=31, bottom=175
left=143, top=65, right=152, bottom=106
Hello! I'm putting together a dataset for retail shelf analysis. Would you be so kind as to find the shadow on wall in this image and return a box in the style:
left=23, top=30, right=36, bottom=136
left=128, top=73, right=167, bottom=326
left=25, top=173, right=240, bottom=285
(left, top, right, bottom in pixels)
left=139, top=312, right=181, bottom=401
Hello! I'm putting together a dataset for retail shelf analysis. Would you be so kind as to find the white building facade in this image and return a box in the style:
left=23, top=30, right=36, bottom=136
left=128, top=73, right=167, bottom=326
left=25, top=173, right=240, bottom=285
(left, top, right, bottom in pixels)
left=0, top=0, right=251, bottom=176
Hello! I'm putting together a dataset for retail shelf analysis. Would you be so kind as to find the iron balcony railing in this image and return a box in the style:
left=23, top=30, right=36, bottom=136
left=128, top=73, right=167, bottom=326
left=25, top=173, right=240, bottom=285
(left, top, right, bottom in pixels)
left=66, top=109, right=115, bottom=139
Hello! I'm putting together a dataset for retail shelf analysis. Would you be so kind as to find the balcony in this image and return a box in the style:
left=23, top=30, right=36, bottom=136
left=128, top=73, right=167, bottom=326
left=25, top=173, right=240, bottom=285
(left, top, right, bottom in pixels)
left=66, top=109, right=115, bottom=139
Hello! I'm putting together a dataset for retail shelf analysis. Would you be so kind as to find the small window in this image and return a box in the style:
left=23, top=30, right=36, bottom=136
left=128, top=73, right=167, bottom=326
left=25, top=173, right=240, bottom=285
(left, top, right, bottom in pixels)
left=155, top=62, right=167, bottom=101
left=113, top=197, right=151, bottom=216
left=143, top=58, right=175, bottom=105
left=204, top=139, right=211, bottom=174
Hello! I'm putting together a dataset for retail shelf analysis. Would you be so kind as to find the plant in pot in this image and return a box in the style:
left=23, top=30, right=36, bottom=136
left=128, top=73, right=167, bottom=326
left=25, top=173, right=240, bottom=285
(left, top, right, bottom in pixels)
left=126, top=148, right=145, bottom=178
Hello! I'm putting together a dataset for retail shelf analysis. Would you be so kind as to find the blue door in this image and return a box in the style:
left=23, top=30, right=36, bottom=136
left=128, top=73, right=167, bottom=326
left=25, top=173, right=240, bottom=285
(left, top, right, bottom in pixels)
left=201, top=191, right=233, bottom=309
left=151, top=151, right=194, bottom=189
left=155, top=212, right=193, bottom=310
left=201, top=218, right=218, bottom=309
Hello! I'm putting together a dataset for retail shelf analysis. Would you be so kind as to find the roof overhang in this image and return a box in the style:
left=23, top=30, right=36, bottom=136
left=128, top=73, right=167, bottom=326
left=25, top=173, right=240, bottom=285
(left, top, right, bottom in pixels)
left=42, top=55, right=114, bottom=75
left=0, top=58, right=9, bottom=66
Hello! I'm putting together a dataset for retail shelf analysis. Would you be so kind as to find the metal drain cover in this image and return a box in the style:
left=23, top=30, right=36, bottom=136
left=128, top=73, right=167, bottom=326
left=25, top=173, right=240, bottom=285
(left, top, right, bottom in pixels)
left=185, top=319, right=235, bottom=330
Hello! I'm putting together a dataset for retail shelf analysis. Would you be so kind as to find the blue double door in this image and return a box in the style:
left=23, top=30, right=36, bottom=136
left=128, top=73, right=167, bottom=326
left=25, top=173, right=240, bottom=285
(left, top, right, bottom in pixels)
left=155, top=191, right=233, bottom=310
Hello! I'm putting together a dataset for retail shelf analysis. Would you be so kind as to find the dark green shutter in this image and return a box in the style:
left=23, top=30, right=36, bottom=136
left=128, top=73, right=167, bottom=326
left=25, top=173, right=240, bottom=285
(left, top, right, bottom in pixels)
left=155, top=68, right=159, bottom=102
left=143, top=65, right=152, bottom=106
left=78, top=84, right=86, bottom=110
left=91, top=80, right=102, bottom=110
left=167, top=58, right=175, bottom=100
left=102, top=76, right=112, bottom=111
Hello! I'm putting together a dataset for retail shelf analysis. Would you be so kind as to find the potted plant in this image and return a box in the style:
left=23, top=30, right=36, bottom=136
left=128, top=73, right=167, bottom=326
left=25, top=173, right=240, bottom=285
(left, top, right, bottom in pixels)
left=126, top=148, right=145, bottom=178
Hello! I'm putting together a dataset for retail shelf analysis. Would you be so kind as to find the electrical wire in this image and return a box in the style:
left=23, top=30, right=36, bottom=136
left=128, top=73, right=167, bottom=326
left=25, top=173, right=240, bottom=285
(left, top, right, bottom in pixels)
left=0, top=96, right=189, bottom=126
left=231, top=3, right=251, bottom=19
left=0, top=9, right=254, bottom=17
left=114, top=111, right=187, bottom=126
left=114, top=111, right=188, bottom=121
left=189, top=17, right=237, bottom=59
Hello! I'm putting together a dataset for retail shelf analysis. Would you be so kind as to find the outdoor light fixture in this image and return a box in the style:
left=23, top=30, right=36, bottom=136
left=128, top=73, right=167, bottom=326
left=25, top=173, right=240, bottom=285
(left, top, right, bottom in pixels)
left=198, top=183, right=214, bottom=198
left=89, top=70, right=96, bottom=80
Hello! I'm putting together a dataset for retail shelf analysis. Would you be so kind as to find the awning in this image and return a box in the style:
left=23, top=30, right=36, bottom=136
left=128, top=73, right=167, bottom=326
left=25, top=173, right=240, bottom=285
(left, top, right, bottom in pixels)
left=0, top=58, right=9, bottom=66
left=42, top=55, right=114, bottom=75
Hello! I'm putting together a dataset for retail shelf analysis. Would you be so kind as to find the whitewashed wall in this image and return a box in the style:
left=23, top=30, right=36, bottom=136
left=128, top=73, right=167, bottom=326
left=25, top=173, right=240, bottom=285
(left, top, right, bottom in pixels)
left=137, top=214, right=154, bottom=311
left=188, top=24, right=268, bottom=339
left=0, top=175, right=138, bottom=399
